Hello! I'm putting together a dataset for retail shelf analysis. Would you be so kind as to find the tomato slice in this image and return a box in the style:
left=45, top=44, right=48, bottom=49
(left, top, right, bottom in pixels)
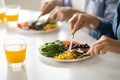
left=18, top=23, right=29, bottom=29
left=63, top=41, right=70, bottom=45
left=63, top=40, right=82, bottom=45
left=72, top=41, right=80, bottom=44
left=18, top=24, right=22, bottom=28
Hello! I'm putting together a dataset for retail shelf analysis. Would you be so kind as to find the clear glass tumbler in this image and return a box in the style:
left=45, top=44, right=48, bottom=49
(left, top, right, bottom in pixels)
left=4, top=37, right=27, bottom=68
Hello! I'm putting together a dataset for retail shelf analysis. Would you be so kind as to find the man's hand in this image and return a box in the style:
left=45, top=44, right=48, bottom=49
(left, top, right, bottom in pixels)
left=40, top=0, right=62, bottom=15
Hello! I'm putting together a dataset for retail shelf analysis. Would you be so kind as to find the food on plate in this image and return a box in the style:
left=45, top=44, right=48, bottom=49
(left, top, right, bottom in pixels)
left=18, top=20, right=58, bottom=31
left=40, top=40, right=64, bottom=57
left=39, top=40, right=90, bottom=60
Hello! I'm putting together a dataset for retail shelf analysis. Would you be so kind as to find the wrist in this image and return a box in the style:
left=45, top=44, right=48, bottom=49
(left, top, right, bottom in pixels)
left=89, top=15, right=100, bottom=29
left=57, top=0, right=63, bottom=6
left=113, top=40, right=120, bottom=53
left=51, top=0, right=63, bottom=6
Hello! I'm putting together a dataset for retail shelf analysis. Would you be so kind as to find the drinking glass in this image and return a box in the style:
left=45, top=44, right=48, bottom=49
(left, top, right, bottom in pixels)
left=4, top=37, right=27, bottom=68
left=5, top=5, right=21, bottom=28
left=0, top=0, right=5, bottom=23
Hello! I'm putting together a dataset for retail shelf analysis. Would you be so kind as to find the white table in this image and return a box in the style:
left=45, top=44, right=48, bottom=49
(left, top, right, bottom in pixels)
left=0, top=10, right=120, bottom=80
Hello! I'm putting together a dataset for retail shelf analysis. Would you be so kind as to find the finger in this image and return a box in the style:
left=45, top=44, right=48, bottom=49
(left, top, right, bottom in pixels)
left=87, top=47, right=94, bottom=56
left=49, top=7, right=60, bottom=20
left=93, top=44, right=103, bottom=55
left=92, top=40, right=105, bottom=55
left=39, top=1, right=45, bottom=10
left=87, top=35, right=111, bottom=55
left=40, top=2, right=50, bottom=15
left=87, top=42, right=101, bottom=56
left=56, top=12, right=63, bottom=21
left=101, top=35, right=109, bottom=39
left=56, top=11, right=66, bottom=21
left=93, top=36, right=106, bottom=46
left=94, top=41, right=110, bottom=55
left=99, top=47, right=108, bottom=54
left=72, top=14, right=85, bottom=34
left=49, top=11, right=58, bottom=20
left=68, top=13, right=79, bottom=34
left=74, top=14, right=84, bottom=29
left=54, top=10, right=62, bottom=21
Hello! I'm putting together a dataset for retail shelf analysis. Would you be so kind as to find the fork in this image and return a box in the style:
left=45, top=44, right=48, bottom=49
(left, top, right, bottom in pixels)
left=68, top=35, right=74, bottom=52
left=30, top=14, right=42, bottom=26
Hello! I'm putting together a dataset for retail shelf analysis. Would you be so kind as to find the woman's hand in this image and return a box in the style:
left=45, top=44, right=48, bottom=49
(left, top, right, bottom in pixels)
left=68, top=13, right=100, bottom=35
left=49, top=7, right=81, bottom=21
left=40, top=0, right=62, bottom=15
left=87, top=35, right=120, bottom=55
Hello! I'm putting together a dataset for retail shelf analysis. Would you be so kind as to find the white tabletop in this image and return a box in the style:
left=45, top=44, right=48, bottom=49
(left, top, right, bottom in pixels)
left=0, top=10, right=120, bottom=80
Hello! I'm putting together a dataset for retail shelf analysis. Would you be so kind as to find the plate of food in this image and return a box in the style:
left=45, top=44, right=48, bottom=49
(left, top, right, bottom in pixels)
left=17, top=20, right=60, bottom=34
left=38, top=40, right=91, bottom=62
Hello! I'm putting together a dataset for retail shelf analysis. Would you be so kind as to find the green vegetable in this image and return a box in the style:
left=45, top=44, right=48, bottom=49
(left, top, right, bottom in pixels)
left=47, top=20, right=56, bottom=24
left=74, top=50, right=84, bottom=56
left=39, top=40, right=65, bottom=57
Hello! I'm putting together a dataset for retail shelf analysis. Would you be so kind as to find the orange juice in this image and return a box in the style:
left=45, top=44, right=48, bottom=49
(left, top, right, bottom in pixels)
left=5, top=14, right=18, bottom=22
left=0, top=12, right=5, bottom=23
left=5, top=44, right=26, bottom=63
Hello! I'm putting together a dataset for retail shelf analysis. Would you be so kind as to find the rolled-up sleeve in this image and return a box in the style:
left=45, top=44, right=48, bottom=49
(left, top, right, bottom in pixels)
left=91, top=21, right=115, bottom=39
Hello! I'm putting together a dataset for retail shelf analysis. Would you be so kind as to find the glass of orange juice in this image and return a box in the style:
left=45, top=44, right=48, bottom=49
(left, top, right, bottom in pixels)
left=4, top=37, right=27, bottom=68
left=5, top=5, right=21, bottom=28
left=0, top=8, right=5, bottom=23
left=0, top=0, right=6, bottom=23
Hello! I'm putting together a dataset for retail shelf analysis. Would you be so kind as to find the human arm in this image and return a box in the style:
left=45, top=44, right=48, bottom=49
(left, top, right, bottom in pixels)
left=68, top=13, right=115, bottom=39
left=87, top=35, right=120, bottom=55
left=90, top=0, right=117, bottom=39
left=40, top=0, right=63, bottom=15
left=68, top=13, right=100, bottom=34
left=91, top=20, right=115, bottom=39
left=49, top=7, right=81, bottom=21
left=81, top=0, right=117, bottom=39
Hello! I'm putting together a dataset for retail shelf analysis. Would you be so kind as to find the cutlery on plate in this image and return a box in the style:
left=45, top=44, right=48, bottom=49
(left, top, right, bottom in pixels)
left=30, top=13, right=50, bottom=27
left=80, top=53, right=91, bottom=57
left=30, top=13, right=42, bottom=26
left=68, top=35, right=74, bottom=52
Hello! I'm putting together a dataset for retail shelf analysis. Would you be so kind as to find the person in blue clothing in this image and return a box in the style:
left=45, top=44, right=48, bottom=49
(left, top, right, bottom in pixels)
left=68, top=1, right=120, bottom=55
left=40, top=0, right=117, bottom=38
left=40, top=0, right=117, bottom=22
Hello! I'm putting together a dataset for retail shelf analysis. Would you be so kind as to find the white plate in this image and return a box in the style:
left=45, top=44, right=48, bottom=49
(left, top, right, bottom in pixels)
left=17, top=22, right=61, bottom=34
left=39, top=52, right=92, bottom=63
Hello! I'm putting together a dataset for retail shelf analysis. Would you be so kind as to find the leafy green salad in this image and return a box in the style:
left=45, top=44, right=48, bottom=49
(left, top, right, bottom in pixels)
left=39, top=40, right=65, bottom=57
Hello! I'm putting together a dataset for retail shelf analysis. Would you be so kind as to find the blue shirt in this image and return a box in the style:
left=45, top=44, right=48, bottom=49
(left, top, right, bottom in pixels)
left=62, top=0, right=117, bottom=22
left=92, top=0, right=120, bottom=40
left=62, top=0, right=118, bottom=40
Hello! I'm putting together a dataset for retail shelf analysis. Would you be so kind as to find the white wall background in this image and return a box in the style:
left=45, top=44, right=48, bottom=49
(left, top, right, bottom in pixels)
left=4, top=0, right=41, bottom=11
